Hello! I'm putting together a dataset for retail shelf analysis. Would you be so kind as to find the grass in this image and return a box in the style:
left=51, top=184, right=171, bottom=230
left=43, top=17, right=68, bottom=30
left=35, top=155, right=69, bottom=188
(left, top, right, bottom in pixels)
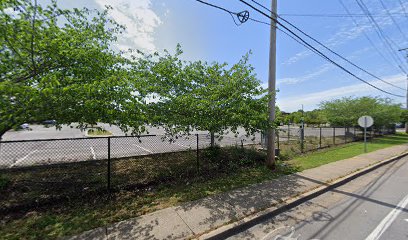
left=0, top=150, right=297, bottom=240
left=0, top=133, right=406, bottom=239
left=287, top=132, right=408, bottom=171
left=87, top=128, right=112, bottom=136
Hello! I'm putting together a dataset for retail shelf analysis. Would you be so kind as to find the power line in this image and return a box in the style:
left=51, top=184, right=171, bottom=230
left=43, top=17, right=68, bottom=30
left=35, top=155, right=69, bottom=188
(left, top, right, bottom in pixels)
left=238, top=0, right=405, bottom=97
left=193, top=0, right=249, bottom=26
left=278, top=16, right=406, bottom=91
left=194, top=0, right=272, bottom=27
left=398, top=0, right=408, bottom=19
left=378, top=0, right=408, bottom=42
left=338, top=0, right=401, bottom=73
left=355, top=0, right=408, bottom=73
left=279, top=13, right=407, bottom=18
left=252, top=0, right=406, bottom=91
left=193, top=0, right=405, bottom=97
left=255, top=0, right=407, bottom=76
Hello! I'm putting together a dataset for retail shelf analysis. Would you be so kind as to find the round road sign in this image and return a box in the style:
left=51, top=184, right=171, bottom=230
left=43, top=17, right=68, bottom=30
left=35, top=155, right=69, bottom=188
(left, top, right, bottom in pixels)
left=358, top=116, right=374, bottom=128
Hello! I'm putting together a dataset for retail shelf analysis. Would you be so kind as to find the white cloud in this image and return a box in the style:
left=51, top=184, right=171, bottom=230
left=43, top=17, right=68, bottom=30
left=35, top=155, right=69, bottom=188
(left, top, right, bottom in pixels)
left=278, top=64, right=331, bottom=85
left=277, top=74, right=406, bottom=112
left=283, top=50, right=311, bottom=65
left=93, top=0, right=162, bottom=52
left=282, top=2, right=405, bottom=65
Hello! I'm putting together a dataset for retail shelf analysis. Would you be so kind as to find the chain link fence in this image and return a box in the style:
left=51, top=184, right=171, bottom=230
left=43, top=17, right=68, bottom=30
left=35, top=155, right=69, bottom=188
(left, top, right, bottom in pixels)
left=0, top=126, right=395, bottom=213
left=0, top=133, right=264, bottom=213
left=269, top=125, right=395, bottom=159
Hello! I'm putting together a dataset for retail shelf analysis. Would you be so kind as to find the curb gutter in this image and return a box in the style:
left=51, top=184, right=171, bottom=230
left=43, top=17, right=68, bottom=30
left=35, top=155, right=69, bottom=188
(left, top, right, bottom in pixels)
left=198, top=151, right=408, bottom=240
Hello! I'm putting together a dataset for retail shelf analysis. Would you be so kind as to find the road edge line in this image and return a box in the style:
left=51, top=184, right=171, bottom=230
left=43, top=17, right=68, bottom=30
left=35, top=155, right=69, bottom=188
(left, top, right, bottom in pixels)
left=198, top=151, right=408, bottom=240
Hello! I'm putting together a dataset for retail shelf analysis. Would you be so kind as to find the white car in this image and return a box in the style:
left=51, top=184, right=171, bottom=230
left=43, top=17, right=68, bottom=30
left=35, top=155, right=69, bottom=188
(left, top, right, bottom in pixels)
left=20, top=123, right=29, bottom=130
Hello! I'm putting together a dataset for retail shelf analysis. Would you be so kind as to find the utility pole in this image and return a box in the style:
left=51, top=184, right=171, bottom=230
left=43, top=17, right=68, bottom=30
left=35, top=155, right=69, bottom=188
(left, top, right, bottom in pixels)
left=266, top=0, right=277, bottom=169
left=399, top=48, right=408, bottom=133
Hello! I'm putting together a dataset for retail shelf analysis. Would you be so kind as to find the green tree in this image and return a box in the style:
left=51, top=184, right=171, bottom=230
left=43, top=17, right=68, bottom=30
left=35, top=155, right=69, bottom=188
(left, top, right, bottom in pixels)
left=304, top=109, right=327, bottom=126
left=0, top=0, right=147, bottom=137
left=320, top=96, right=402, bottom=128
left=141, top=50, right=271, bottom=147
left=285, top=110, right=303, bottom=125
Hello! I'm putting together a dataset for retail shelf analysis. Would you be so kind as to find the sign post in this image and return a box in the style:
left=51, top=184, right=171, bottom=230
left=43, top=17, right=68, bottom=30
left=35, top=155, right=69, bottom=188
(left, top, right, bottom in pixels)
left=358, top=116, right=374, bottom=153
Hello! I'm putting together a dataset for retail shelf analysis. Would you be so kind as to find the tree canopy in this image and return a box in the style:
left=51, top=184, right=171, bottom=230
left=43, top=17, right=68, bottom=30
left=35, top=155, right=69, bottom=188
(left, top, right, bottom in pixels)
left=320, top=96, right=402, bottom=128
left=137, top=48, right=271, bottom=143
left=1, top=0, right=272, bottom=139
left=0, top=0, right=148, bottom=137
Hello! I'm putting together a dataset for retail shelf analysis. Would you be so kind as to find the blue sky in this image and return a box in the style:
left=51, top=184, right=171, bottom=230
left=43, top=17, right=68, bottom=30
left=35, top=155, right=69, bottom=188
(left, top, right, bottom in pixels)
left=58, top=0, right=408, bottom=112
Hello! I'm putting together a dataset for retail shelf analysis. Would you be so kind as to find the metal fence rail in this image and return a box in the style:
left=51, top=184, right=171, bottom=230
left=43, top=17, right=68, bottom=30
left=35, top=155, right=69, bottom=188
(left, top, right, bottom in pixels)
left=0, top=133, right=263, bottom=169
left=0, top=126, right=395, bottom=212
left=272, top=126, right=394, bottom=154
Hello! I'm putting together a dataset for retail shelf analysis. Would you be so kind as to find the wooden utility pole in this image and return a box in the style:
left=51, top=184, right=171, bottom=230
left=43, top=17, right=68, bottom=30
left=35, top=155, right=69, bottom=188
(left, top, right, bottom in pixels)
left=266, top=0, right=277, bottom=169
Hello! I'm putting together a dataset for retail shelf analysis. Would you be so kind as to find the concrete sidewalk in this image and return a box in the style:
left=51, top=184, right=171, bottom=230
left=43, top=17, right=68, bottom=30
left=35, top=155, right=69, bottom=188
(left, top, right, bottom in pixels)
left=68, top=144, right=408, bottom=240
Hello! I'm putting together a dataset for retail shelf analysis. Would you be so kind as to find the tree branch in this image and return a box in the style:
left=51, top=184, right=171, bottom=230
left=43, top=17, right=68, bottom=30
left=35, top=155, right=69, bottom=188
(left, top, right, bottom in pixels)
left=31, top=0, right=38, bottom=75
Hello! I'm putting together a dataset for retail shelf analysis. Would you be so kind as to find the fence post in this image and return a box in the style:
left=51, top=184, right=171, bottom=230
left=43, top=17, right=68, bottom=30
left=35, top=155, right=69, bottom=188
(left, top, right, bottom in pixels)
left=196, top=134, right=199, bottom=173
left=344, top=126, right=347, bottom=144
left=287, top=123, right=290, bottom=142
left=353, top=127, right=356, bottom=141
left=300, top=126, right=304, bottom=153
left=333, top=127, right=336, bottom=145
left=319, top=127, right=322, bottom=148
left=277, top=130, right=280, bottom=150
left=107, top=137, right=111, bottom=195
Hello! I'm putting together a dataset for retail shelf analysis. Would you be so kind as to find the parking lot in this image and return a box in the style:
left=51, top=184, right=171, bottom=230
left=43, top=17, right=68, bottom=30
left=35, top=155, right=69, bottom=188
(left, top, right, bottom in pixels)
left=0, top=130, right=262, bottom=169
left=0, top=124, right=354, bottom=169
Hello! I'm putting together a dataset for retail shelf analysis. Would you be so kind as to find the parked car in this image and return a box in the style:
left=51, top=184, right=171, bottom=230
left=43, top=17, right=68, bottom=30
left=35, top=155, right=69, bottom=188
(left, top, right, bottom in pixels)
left=43, top=120, right=57, bottom=125
left=19, top=123, right=29, bottom=130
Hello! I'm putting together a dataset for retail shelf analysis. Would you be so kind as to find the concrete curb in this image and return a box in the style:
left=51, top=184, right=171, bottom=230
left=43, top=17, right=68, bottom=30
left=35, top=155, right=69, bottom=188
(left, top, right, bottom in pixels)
left=198, top=151, right=408, bottom=240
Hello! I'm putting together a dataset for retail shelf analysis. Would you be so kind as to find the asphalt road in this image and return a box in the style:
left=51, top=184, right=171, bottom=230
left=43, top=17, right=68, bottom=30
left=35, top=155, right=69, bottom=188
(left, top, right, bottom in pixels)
left=222, top=156, right=408, bottom=240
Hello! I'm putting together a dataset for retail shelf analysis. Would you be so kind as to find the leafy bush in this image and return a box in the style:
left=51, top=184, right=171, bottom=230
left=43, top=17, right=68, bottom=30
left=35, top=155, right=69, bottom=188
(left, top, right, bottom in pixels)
left=202, top=146, right=265, bottom=172
left=0, top=175, right=10, bottom=190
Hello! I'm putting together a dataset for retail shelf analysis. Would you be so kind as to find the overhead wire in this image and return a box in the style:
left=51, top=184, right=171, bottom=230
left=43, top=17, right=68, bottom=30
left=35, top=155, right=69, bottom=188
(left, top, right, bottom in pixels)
left=279, top=13, right=407, bottom=18
left=398, top=0, right=408, bottom=19
left=338, top=0, right=401, bottom=73
left=355, top=0, right=408, bottom=73
left=250, top=0, right=406, bottom=91
left=193, top=0, right=247, bottom=26
left=240, top=0, right=405, bottom=97
left=378, top=0, right=408, bottom=42
left=193, top=0, right=405, bottom=97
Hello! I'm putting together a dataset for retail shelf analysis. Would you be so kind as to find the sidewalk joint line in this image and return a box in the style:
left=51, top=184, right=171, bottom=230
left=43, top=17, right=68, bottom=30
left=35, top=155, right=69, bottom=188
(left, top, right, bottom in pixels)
left=175, top=209, right=195, bottom=235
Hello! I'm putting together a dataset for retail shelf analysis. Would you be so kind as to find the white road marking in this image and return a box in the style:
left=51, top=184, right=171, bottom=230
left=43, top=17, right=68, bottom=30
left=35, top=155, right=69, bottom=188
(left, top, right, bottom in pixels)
left=10, top=150, right=38, bottom=167
left=365, top=193, right=408, bottom=240
left=133, top=144, right=154, bottom=154
left=90, top=147, right=96, bottom=160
